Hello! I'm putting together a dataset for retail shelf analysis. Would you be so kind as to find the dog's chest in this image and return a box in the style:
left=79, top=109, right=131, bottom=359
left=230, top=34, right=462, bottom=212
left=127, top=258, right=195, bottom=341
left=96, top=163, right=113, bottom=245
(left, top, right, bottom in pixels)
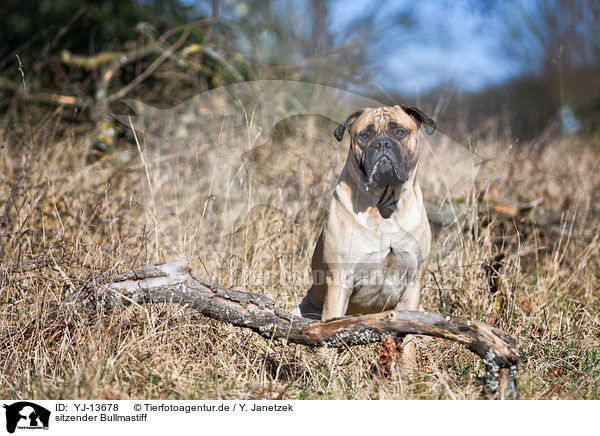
left=347, top=232, right=420, bottom=313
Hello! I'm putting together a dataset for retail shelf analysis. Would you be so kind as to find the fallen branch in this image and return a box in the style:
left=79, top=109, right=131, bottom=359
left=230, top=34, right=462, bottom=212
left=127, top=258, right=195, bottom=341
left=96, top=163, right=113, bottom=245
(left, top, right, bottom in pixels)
left=0, top=76, right=90, bottom=107
left=425, top=198, right=578, bottom=229
left=86, top=259, right=520, bottom=399
left=60, top=50, right=126, bottom=71
left=425, top=199, right=544, bottom=226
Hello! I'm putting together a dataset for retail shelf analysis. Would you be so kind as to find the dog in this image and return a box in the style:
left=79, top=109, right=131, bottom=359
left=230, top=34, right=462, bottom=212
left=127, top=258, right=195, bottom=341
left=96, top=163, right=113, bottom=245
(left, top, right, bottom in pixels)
left=295, top=105, right=435, bottom=364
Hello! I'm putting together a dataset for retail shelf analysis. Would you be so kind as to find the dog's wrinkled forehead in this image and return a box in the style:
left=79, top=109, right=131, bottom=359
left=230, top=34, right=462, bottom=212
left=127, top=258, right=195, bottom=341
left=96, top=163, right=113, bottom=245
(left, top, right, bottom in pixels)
left=351, top=107, right=418, bottom=135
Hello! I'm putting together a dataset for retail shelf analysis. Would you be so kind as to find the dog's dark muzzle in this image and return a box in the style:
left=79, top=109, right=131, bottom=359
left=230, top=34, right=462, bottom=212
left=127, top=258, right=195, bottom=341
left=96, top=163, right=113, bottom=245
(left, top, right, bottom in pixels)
left=362, top=138, right=409, bottom=190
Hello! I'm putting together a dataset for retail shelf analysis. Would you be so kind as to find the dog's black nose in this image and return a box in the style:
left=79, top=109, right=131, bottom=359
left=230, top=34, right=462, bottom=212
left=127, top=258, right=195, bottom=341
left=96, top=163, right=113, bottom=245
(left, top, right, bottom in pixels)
left=374, top=139, right=393, bottom=151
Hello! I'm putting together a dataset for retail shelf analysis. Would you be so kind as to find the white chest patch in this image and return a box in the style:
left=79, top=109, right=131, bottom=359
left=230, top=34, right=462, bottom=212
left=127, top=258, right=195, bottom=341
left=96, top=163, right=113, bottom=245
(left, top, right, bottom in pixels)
left=346, top=234, right=420, bottom=314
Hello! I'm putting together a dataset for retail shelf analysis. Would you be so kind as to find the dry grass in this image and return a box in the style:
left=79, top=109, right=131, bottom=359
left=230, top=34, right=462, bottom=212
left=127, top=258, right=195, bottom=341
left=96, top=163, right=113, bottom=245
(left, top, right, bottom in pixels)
left=1, top=103, right=599, bottom=400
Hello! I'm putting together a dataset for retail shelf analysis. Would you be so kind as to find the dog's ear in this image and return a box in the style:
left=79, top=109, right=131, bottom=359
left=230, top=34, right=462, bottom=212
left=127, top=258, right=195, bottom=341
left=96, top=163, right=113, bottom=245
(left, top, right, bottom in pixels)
left=400, top=105, right=436, bottom=135
left=334, top=109, right=364, bottom=141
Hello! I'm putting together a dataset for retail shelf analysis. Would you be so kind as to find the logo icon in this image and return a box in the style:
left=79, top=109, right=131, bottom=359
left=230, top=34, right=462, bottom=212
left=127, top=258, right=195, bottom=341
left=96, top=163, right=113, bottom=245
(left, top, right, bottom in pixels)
left=3, top=402, right=50, bottom=434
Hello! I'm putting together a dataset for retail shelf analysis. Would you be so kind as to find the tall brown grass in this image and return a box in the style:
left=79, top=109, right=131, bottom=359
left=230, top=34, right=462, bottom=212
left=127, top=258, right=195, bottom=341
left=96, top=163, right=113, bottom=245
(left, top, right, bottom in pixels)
left=1, top=102, right=599, bottom=399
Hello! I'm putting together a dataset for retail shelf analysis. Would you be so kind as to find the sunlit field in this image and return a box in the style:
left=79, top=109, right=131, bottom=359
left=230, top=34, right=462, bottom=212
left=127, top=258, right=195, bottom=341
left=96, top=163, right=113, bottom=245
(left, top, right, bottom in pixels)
left=1, top=96, right=598, bottom=399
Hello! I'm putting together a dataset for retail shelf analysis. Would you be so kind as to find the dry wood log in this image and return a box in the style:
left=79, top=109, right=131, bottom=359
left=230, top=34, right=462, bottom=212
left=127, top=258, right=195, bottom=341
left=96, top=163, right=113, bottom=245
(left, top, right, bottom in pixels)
left=88, top=259, right=520, bottom=399
left=0, top=76, right=91, bottom=107
left=425, top=199, right=544, bottom=227
left=424, top=198, right=588, bottom=234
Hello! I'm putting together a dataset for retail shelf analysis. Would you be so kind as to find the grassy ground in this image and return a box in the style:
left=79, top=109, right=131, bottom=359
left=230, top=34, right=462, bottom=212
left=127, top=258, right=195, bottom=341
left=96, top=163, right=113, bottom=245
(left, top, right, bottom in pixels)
left=1, top=105, right=599, bottom=400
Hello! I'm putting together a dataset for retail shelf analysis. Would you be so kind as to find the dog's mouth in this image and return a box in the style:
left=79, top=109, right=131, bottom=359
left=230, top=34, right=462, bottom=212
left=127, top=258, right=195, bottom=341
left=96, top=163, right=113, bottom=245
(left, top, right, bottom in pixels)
left=364, top=157, right=399, bottom=190
left=363, top=150, right=408, bottom=191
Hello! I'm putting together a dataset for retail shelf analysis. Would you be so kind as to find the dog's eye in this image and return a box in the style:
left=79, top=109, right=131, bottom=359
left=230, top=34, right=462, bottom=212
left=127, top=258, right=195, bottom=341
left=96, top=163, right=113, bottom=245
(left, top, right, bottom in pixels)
left=359, top=132, right=370, bottom=141
left=394, top=128, right=407, bottom=138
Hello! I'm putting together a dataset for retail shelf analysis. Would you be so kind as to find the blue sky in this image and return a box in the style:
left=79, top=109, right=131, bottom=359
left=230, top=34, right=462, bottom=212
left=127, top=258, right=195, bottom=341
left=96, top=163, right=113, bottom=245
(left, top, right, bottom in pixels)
left=186, top=0, right=528, bottom=95
left=329, top=0, right=523, bottom=94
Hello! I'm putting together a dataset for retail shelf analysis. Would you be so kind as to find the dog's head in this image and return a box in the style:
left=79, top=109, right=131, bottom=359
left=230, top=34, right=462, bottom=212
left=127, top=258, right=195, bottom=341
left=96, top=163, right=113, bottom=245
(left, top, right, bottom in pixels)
left=334, top=105, right=435, bottom=191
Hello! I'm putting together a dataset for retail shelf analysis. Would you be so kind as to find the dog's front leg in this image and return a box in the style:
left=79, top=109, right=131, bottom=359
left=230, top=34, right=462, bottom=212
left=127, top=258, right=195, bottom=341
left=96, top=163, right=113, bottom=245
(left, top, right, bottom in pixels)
left=321, top=268, right=354, bottom=321
left=393, top=276, right=423, bottom=369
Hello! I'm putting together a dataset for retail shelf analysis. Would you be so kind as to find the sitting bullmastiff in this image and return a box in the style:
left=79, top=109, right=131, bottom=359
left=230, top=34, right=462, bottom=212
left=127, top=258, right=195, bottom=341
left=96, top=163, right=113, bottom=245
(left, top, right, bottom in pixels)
left=295, top=105, right=436, bottom=365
